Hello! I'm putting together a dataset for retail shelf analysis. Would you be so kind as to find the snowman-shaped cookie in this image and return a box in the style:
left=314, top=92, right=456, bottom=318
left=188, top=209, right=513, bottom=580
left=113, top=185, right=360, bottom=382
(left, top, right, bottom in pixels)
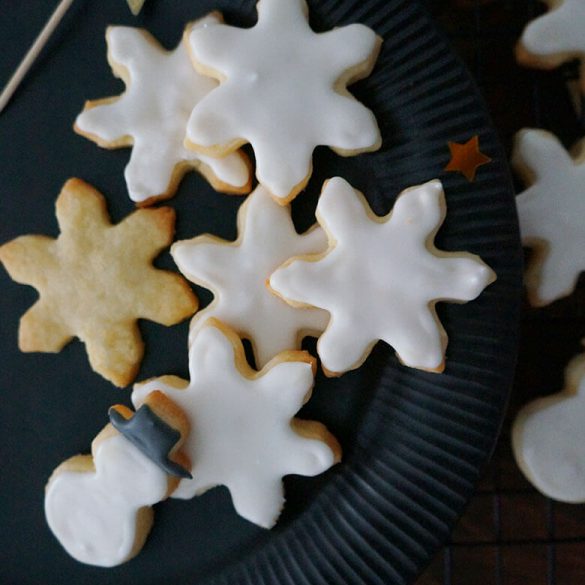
left=512, top=350, right=585, bottom=503
left=44, top=391, right=190, bottom=567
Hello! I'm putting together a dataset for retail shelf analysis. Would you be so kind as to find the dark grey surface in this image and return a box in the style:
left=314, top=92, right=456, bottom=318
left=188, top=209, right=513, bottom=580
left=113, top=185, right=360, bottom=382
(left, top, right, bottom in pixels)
left=0, top=0, right=521, bottom=583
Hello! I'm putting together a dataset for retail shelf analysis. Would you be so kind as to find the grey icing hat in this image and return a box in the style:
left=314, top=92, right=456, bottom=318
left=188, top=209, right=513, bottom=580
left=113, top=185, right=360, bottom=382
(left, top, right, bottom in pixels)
left=109, top=404, right=192, bottom=479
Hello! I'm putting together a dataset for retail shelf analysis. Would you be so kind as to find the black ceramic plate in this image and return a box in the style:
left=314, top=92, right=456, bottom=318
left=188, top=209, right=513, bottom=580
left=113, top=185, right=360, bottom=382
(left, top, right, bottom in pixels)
left=0, top=1, right=521, bottom=583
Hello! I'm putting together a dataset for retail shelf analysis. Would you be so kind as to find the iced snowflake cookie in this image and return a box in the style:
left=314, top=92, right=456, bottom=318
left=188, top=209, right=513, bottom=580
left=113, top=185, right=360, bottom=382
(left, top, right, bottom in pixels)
left=185, top=0, right=382, bottom=204
left=512, top=350, right=585, bottom=503
left=512, top=129, right=585, bottom=306
left=269, top=178, right=496, bottom=375
left=172, top=185, right=329, bottom=368
left=0, top=179, right=197, bottom=387
left=132, top=319, right=341, bottom=529
left=75, top=16, right=251, bottom=206
left=517, top=0, right=585, bottom=92
left=45, top=391, right=191, bottom=567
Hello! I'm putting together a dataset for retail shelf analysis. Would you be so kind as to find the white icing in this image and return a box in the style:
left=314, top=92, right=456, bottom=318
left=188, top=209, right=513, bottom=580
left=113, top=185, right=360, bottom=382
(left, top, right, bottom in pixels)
left=512, top=129, right=585, bottom=306
left=132, top=322, right=338, bottom=529
left=172, top=185, right=329, bottom=368
left=512, top=353, right=585, bottom=503
left=521, top=0, right=585, bottom=60
left=270, top=178, right=495, bottom=374
left=186, top=0, right=381, bottom=201
left=45, top=433, right=168, bottom=567
left=75, top=16, right=250, bottom=204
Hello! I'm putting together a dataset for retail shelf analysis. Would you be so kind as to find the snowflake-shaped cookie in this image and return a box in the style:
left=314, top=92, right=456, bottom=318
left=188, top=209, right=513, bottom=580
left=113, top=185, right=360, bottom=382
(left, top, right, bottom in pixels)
left=517, top=0, right=585, bottom=91
left=185, top=0, right=382, bottom=203
left=269, top=178, right=496, bottom=375
left=0, top=179, right=197, bottom=387
left=132, top=319, right=341, bottom=529
left=512, top=129, right=585, bottom=306
left=171, top=184, right=329, bottom=368
left=75, top=16, right=251, bottom=206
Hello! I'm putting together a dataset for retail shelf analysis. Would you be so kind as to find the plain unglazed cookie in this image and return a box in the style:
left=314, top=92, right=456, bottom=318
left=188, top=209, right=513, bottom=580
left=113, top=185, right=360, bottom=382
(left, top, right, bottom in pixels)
left=0, top=178, right=197, bottom=387
left=517, top=0, right=585, bottom=93
left=126, top=0, right=145, bottom=15
left=269, top=178, right=496, bottom=376
left=185, top=0, right=382, bottom=204
left=45, top=391, right=191, bottom=567
left=512, top=129, right=585, bottom=306
left=171, top=184, right=329, bottom=368
left=132, top=319, right=341, bottom=529
left=512, top=349, right=585, bottom=503
left=75, top=15, right=251, bottom=206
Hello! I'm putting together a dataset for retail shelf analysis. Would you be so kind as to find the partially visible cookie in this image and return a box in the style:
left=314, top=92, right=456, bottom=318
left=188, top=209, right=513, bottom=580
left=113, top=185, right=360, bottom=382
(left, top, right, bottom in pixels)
left=185, top=0, right=382, bottom=203
left=172, top=184, right=329, bottom=368
left=44, top=391, right=191, bottom=567
left=132, top=318, right=341, bottom=529
left=75, top=16, right=251, bottom=206
left=516, top=0, right=585, bottom=92
left=512, top=129, right=585, bottom=306
left=269, top=178, right=495, bottom=375
left=512, top=349, right=585, bottom=503
left=0, top=178, right=197, bottom=387
left=126, top=0, right=146, bottom=15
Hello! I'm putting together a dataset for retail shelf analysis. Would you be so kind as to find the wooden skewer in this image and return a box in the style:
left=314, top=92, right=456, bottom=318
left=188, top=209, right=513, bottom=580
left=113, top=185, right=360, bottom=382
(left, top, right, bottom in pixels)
left=0, top=0, right=75, bottom=114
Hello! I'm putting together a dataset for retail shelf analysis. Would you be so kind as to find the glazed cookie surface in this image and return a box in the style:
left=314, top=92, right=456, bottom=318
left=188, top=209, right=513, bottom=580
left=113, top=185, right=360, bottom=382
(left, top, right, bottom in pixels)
left=0, top=179, right=197, bottom=387
left=185, top=0, right=382, bottom=203
left=45, top=391, right=191, bottom=567
left=172, top=184, right=329, bottom=368
left=132, top=319, right=341, bottom=529
left=512, top=129, right=585, bottom=306
left=75, top=16, right=251, bottom=205
left=269, top=178, right=495, bottom=375
left=517, top=0, right=585, bottom=91
left=512, top=350, right=585, bottom=503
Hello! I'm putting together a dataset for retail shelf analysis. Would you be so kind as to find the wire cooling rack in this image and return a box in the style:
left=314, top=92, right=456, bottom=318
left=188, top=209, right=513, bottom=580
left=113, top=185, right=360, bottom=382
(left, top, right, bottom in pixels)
left=416, top=1, right=585, bottom=584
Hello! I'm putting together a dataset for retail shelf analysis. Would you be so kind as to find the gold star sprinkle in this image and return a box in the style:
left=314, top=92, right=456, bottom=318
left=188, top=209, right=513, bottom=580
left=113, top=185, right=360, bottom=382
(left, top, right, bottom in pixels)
left=445, top=135, right=492, bottom=182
